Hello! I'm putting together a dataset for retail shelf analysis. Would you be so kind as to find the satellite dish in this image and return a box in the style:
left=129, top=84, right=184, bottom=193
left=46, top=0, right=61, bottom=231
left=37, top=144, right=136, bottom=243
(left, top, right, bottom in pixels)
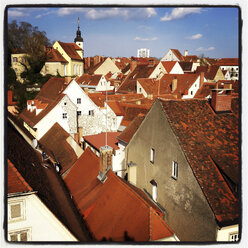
left=32, top=139, right=38, bottom=149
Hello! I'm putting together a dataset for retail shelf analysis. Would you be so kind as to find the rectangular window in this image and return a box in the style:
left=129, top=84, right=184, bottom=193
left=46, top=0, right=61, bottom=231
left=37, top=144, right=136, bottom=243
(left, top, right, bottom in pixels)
left=8, top=201, right=24, bottom=222
left=89, top=110, right=94, bottom=116
left=77, top=111, right=81, bottom=116
left=150, top=148, right=155, bottom=164
left=77, top=98, right=81, bottom=104
left=191, top=91, right=193, bottom=95
left=172, top=161, right=178, bottom=179
left=229, top=233, right=239, bottom=242
left=13, top=57, right=17, bottom=62
left=62, top=113, right=67, bottom=119
left=9, top=229, right=30, bottom=242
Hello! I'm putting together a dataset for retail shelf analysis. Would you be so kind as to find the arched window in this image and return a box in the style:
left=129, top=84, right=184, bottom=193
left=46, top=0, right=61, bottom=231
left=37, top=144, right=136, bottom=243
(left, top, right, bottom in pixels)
left=73, top=65, right=76, bottom=75
left=77, top=65, right=79, bottom=75
left=79, top=65, right=82, bottom=75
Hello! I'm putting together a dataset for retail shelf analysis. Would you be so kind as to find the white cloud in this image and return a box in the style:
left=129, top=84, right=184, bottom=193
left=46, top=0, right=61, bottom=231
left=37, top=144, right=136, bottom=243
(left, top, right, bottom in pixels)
left=160, top=8, right=202, bottom=21
left=196, top=46, right=215, bottom=52
left=8, top=10, right=29, bottom=18
left=56, top=7, right=156, bottom=20
left=134, top=37, right=157, bottom=41
left=187, top=33, right=203, bottom=40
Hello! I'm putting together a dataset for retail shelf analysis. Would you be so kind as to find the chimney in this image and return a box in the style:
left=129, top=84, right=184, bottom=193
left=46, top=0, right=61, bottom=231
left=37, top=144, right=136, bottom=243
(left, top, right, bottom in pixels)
left=200, top=72, right=204, bottom=88
left=184, top=50, right=188, bottom=56
left=172, top=76, right=177, bottom=92
left=130, top=61, right=137, bottom=72
left=97, top=145, right=113, bottom=183
left=65, top=76, right=71, bottom=84
left=211, top=89, right=232, bottom=112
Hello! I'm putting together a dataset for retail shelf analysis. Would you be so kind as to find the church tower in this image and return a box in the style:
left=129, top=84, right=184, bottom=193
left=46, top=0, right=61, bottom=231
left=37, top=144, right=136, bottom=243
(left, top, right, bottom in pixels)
left=74, top=17, right=84, bottom=56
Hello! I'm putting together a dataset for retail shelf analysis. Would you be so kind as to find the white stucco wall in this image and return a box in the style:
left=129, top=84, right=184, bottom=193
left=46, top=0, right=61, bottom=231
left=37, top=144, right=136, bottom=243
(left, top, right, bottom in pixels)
left=182, top=76, right=207, bottom=99
left=216, top=224, right=239, bottom=241
left=170, top=62, right=184, bottom=74
left=35, top=95, right=77, bottom=140
left=149, top=62, right=166, bottom=79
left=95, top=76, right=114, bottom=91
left=8, top=194, right=77, bottom=241
left=161, top=49, right=180, bottom=62
left=136, top=81, right=148, bottom=97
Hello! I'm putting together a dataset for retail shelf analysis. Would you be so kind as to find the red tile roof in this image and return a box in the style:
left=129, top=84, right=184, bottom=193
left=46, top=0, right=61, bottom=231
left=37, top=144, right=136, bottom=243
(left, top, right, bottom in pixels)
left=46, top=48, right=68, bottom=63
left=20, top=77, right=69, bottom=127
left=161, top=61, right=177, bottom=73
left=170, top=49, right=184, bottom=61
left=57, top=41, right=83, bottom=61
left=117, top=113, right=145, bottom=144
left=76, top=74, right=102, bottom=86
left=39, top=123, right=78, bottom=174
left=183, top=55, right=198, bottom=62
left=107, top=100, right=125, bottom=116
left=178, top=62, right=193, bottom=72
left=119, top=103, right=151, bottom=127
left=194, top=82, right=216, bottom=99
left=64, top=148, right=174, bottom=241
left=8, top=160, right=33, bottom=194
left=83, top=132, right=121, bottom=151
left=216, top=58, right=239, bottom=66
left=196, top=65, right=222, bottom=81
left=159, top=98, right=239, bottom=223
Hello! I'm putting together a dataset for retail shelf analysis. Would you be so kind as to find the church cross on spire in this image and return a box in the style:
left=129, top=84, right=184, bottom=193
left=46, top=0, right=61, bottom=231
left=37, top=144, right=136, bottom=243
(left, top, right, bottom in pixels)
left=74, top=17, right=83, bottom=43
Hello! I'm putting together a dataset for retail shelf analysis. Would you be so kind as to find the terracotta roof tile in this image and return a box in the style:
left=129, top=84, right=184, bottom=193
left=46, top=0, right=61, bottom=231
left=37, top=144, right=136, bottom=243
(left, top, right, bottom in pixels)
left=46, top=49, right=68, bottom=63
left=216, top=58, right=239, bottom=66
left=161, top=61, right=177, bottom=73
left=83, top=132, right=121, bottom=151
left=117, top=113, right=145, bottom=144
left=39, top=123, right=78, bottom=174
left=57, top=41, right=82, bottom=61
left=76, top=74, right=102, bottom=86
left=8, top=160, right=33, bottom=194
left=159, top=98, right=239, bottom=223
left=20, top=77, right=69, bottom=127
left=170, top=49, right=184, bottom=61
left=183, top=55, right=198, bottom=62
left=107, top=100, right=125, bottom=116
left=64, top=148, right=174, bottom=241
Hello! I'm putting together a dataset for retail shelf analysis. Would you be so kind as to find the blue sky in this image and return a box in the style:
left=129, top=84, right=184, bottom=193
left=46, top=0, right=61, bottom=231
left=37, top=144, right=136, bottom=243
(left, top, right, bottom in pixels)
left=7, top=7, right=239, bottom=58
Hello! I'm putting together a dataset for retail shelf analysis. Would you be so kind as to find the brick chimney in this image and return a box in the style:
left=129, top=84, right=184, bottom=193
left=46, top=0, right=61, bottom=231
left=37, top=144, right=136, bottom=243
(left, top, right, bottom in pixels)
left=184, top=50, right=188, bottom=56
left=211, top=89, right=232, bottom=112
left=65, top=76, right=71, bottom=84
left=200, top=72, right=204, bottom=88
left=172, top=76, right=177, bottom=92
left=99, top=145, right=113, bottom=174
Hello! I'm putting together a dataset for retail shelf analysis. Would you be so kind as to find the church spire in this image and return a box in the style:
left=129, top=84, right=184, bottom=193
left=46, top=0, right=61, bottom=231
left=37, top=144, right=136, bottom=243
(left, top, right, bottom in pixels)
left=74, top=17, right=83, bottom=43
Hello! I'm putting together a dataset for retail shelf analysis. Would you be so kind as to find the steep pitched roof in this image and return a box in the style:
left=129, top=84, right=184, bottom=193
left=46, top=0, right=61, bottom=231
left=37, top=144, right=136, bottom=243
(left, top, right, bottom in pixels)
left=107, top=100, right=125, bottom=116
left=119, top=103, right=151, bottom=127
left=161, top=61, right=177, bottom=73
left=39, top=123, right=78, bottom=174
left=76, top=74, right=102, bottom=86
left=183, top=55, right=198, bottom=62
left=179, top=62, right=193, bottom=72
left=158, top=73, right=200, bottom=97
left=7, top=120, right=91, bottom=241
left=64, top=148, right=174, bottom=241
left=170, top=49, right=184, bottom=61
left=159, top=98, right=239, bottom=223
left=194, top=82, right=216, bottom=99
left=20, top=77, right=69, bottom=127
left=83, top=132, right=121, bottom=151
left=57, top=41, right=82, bottom=61
left=216, top=58, right=239, bottom=66
left=8, top=160, right=33, bottom=195
left=117, top=113, right=145, bottom=144
left=46, top=48, right=68, bottom=63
